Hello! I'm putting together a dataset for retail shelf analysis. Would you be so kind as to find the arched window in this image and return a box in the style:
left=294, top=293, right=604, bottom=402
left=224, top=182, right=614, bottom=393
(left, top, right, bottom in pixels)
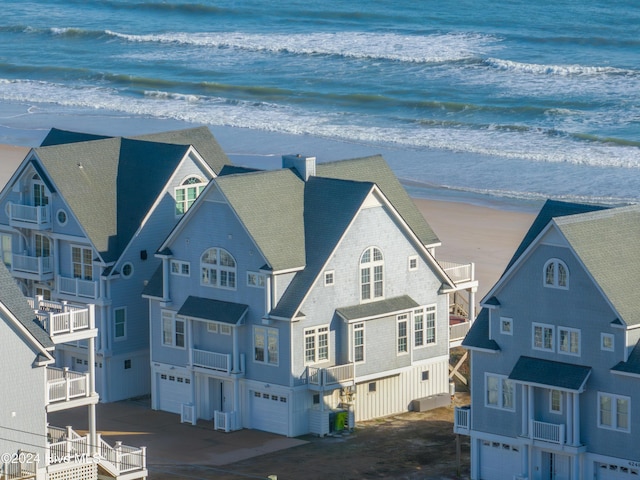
left=175, top=176, right=206, bottom=215
left=544, top=259, right=569, bottom=289
left=360, top=247, right=384, bottom=301
left=201, top=248, right=236, bottom=289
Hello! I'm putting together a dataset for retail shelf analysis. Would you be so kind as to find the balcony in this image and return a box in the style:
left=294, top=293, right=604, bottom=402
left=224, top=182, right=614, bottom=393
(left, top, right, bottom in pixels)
left=28, top=298, right=95, bottom=343
left=453, top=405, right=471, bottom=435
left=191, top=348, right=245, bottom=374
left=46, top=367, right=96, bottom=412
left=58, top=275, right=99, bottom=299
left=440, top=260, right=474, bottom=284
left=450, top=316, right=471, bottom=348
left=12, top=253, right=53, bottom=280
left=47, top=426, right=147, bottom=478
left=307, top=364, right=354, bottom=391
left=530, top=419, right=565, bottom=445
left=9, top=203, right=51, bottom=230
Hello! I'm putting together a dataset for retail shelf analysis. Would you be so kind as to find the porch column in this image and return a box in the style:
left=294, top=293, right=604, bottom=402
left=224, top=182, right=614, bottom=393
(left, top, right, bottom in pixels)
left=521, top=385, right=529, bottom=436
left=233, top=378, right=240, bottom=429
left=528, top=385, right=534, bottom=437
left=566, top=392, right=573, bottom=445
left=572, top=454, right=580, bottom=480
left=573, top=392, right=580, bottom=446
left=162, top=257, right=170, bottom=302
left=187, top=319, right=193, bottom=366
left=88, top=322, right=97, bottom=454
left=265, top=275, right=272, bottom=315
left=232, top=326, right=240, bottom=373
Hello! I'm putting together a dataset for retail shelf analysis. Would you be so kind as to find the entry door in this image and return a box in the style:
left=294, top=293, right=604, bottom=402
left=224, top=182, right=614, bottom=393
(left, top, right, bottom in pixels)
left=543, top=452, right=571, bottom=480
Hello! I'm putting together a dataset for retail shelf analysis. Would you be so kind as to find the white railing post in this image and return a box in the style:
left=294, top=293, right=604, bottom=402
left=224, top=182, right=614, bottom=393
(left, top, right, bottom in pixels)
left=115, top=441, right=122, bottom=471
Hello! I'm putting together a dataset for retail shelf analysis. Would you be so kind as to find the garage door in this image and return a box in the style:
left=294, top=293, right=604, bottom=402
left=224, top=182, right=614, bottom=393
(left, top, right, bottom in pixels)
left=480, top=440, right=520, bottom=480
left=157, top=373, right=190, bottom=414
left=596, top=462, right=640, bottom=479
left=250, top=390, right=288, bottom=436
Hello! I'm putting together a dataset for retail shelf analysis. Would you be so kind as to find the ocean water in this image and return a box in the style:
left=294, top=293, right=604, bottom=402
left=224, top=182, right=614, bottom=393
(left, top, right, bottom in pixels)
left=1, top=0, right=639, bottom=208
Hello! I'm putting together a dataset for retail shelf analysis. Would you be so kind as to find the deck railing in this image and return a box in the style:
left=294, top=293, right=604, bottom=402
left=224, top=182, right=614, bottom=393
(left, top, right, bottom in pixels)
left=450, top=321, right=471, bottom=343
left=0, top=450, right=37, bottom=479
left=191, top=348, right=245, bottom=374
left=530, top=419, right=565, bottom=444
left=12, top=254, right=53, bottom=276
left=58, top=276, right=98, bottom=299
left=46, top=367, right=90, bottom=404
left=453, top=406, right=471, bottom=435
left=440, top=260, right=474, bottom=283
left=98, top=436, right=147, bottom=474
left=28, top=298, right=93, bottom=339
left=308, top=364, right=354, bottom=387
left=10, top=203, right=51, bottom=226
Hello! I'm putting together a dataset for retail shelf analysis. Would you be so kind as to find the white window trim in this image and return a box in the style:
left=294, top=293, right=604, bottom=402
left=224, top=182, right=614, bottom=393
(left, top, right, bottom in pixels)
left=56, top=209, right=68, bottom=226
left=532, top=322, right=555, bottom=352
left=360, top=246, right=384, bottom=303
left=121, top=262, right=134, bottom=279
left=247, top=271, right=266, bottom=288
left=550, top=390, right=563, bottom=415
left=598, top=392, right=630, bottom=433
left=254, top=326, right=279, bottom=366
left=71, top=244, right=93, bottom=280
left=397, top=314, right=409, bottom=355
left=200, top=247, right=237, bottom=290
left=413, top=305, right=436, bottom=348
left=543, top=258, right=569, bottom=289
left=114, top=307, right=127, bottom=341
left=220, top=324, right=231, bottom=335
left=353, top=322, right=365, bottom=363
left=175, top=175, right=206, bottom=216
left=171, top=260, right=190, bottom=277
left=485, top=373, right=515, bottom=411
left=500, top=317, right=513, bottom=335
left=324, top=270, right=335, bottom=287
left=207, top=323, right=218, bottom=334
left=558, top=326, right=580, bottom=357
left=601, top=333, right=615, bottom=352
left=304, top=325, right=330, bottom=365
left=161, top=310, right=186, bottom=349
left=408, top=255, right=418, bottom=271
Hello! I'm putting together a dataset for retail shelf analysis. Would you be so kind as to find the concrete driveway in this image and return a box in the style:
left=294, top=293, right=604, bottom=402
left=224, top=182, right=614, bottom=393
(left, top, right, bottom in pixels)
left=48, top=397, right=307, bottom=470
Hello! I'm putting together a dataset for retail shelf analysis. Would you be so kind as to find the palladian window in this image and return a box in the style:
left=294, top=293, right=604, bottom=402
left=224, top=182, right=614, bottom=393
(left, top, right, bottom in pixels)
left=175, top=176, right=206, bottom=215
left=201, top=247, right=236, bottom=289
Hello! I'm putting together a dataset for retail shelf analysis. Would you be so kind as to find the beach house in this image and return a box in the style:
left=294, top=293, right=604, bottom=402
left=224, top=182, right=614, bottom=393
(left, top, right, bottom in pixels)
left=0, top=261, right=147, bottom=480
left=0, top=127, right=230, bottom=402
left=143, top=153, right=477, bottom=436
left=454, top=200, right=640, bottom=480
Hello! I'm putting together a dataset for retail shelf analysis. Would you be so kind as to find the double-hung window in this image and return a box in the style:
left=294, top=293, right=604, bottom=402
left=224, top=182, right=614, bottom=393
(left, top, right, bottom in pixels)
left=550, top=390, right=563, bottom=414
left=161, top=310, right=185, bottom=348
left=304, top=326, right=329, bottom=364
left=413, top=305, right=436, bottom=347
left=354, top=323, right=364, bottom=363
left=397, top=314, right=408, bottom=354
left=486, top=373, right=515, bottom=411
left=533, top=323, right=554, bottom=351
left=558, top=327, right=580, bottom=356
left=114, top=307, right=126, bottom=340
left=598, top=393, right=630, bottom=432
left=72, top=246, right=93, bottom=280
left=254, top=326, right=278, bottom=365
left=170, top=260, right=190, bottom=277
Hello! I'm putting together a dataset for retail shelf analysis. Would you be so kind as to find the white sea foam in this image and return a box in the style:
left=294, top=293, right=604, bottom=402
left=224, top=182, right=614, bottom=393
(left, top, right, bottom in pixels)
left=485, top=58, right=637, bottom=77
left=105, top=30, right=499, bottom=64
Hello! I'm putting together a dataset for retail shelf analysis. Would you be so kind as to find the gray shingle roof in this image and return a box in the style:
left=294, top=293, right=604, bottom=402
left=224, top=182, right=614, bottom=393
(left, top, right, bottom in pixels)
left=40, top=128, right=111, bottom=146
left=316, top=155, right=439, bottom=247
left=336, top=295, right=420, bottom=321
left=216, top=169, right=306, bottom=271
left=177, top=296, right=248, bottom=324
left=461, top=308, right=500, bottom=351
left=509, top=356, right=591, bottom=391
left=612, top=340, right=640, bottom=376
left=35, top=137, right=191, bottom=263
left=0, top=262, right=53, bottom=349
left=142, top=264, right=163, bottom=298
left=554, top=204, right=640, bottom=326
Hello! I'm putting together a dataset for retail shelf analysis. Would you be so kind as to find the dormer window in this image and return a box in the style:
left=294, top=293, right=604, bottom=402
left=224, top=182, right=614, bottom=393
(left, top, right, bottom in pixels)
left=544, top=259, right=569, bottom=289
left=175, top=176, right=206, bottom=215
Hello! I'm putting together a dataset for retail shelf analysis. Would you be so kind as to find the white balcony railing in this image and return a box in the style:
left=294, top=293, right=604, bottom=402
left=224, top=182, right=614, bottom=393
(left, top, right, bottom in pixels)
left=191, top=348, right=245, bottom=374
left=308, top=364, right=354, bottom=387
left=10, top=203, right=51, bottom=226
left=12, top=254, right=53, bottom=276
left=450, top=321, right=471, bottom=343
left=440, top=260, right=474, bottom=283
left=46, top=367, right=90, bottom=404
left=0, top=450, right=37, bottom=479
left=530, top=419, right=565, bottom=445
left=58, top=275, right=99, bottom=299
left=453, top=406, right=471, bottom=435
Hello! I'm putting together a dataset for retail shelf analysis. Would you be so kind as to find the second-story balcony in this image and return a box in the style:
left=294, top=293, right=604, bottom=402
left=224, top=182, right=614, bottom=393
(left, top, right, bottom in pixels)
left=9, top=203, right=52, bottom=230
left=29, top=297, right=96, bottom=344
left=191, top=347, right=245, bottom=375
left=440, top=260, right=474, bottom=285
left=46, top=367, right=97, bottom=412
left=529, top=419, right=565, bottom=445
left=12, top=253, right=53, bottom=281
left=453, top=405, right=471, bottom=435
left=57, top=275, right=99, bottom=300
left=307, top=364, right=355, bottom=391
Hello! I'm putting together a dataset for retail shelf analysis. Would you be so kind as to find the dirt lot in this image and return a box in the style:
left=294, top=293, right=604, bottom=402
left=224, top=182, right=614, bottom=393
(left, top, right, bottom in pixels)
left=150, top=392, right=471, bottom=480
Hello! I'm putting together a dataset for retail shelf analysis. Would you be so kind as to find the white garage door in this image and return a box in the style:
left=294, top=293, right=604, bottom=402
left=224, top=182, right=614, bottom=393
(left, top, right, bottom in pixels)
left=157, top=373, right=190, bottom=415
left=250, top=390, right=288, bottom=436
left=480, top=441, right=521, bottom=480
left=596, top=462, right=640, bottom=479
